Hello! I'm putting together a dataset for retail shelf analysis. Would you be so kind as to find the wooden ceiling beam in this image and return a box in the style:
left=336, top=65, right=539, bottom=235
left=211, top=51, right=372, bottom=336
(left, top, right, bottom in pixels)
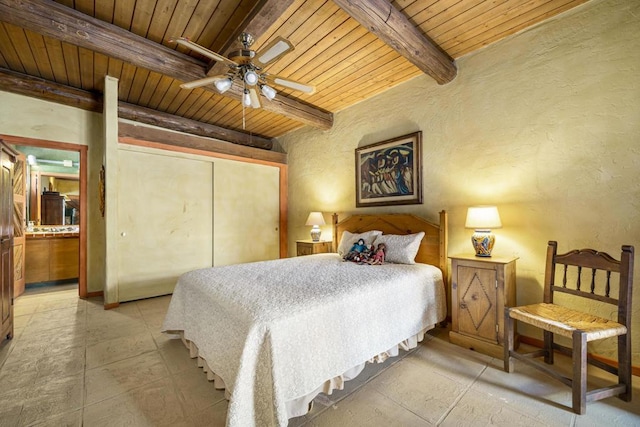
left=0, top=68, right=273, bottom=149
left=118, top=122, right=286, bottom=165
left=0, top=0, right=332, bottom=129
left=333, top=0, right=457, bottom=85
left=206, top=0, right=297, bottom=76
left=118, top=103, right=273, bottom=150
left=0, top=67, right=103, bottom=112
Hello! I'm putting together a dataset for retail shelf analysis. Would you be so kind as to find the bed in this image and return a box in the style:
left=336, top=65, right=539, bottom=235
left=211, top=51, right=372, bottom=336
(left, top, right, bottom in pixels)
left=161, top=211, right=448, bottom=427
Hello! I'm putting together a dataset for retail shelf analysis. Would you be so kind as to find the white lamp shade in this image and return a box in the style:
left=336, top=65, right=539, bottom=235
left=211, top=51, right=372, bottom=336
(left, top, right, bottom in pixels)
left=261, top=84, right=277, bottom=100
left=305, top=212, right=325, bottom=226
left=242, top=90, right=252, bottom=107
left=244, top=70, right=258, bottom=86
left=214, top=78, right=232, bottom=93
left=465, top=206, right=502, bottom=230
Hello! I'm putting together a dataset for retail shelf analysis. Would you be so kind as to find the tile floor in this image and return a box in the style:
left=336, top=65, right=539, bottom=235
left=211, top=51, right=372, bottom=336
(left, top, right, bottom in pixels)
left=0, top=286, right=638, bottom=426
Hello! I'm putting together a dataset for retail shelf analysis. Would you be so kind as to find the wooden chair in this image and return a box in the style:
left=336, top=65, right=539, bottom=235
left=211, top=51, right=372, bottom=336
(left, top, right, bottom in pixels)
left=504, top=241, right=634, bottom=414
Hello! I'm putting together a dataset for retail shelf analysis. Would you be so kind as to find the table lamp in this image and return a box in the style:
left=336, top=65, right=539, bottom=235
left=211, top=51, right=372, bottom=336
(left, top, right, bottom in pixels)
left=305, top=212, right=325, bottom=242
left=465, top=206, right=502, bottom=257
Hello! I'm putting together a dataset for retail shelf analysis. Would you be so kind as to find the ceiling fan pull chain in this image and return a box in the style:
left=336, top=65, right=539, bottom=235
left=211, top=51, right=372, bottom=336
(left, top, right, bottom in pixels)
left=242, top=81, right=246, bottom=130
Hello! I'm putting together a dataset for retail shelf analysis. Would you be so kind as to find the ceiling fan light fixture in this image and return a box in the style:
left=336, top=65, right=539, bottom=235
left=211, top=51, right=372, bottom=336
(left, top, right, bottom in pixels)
left=243, top=89, right=252, bottom=107
left=244, top=70, right=259, bottom=86
left=261, top=84, right=277, bottom=100
left=214, top=77, right=232, bottom=93
left=174, top=33, right=313, bottom=109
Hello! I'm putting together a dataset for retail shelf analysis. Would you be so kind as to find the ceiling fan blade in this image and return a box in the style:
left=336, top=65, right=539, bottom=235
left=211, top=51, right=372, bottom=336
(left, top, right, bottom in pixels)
left=254, top=36, right=294, bottom=67
left=266, top=75, right=315, bottom=94
left=171, top=37, right=238, bottom=66
left=180, top=75, right=226, bottom=89
left=249, top=88, right=261, bottom=108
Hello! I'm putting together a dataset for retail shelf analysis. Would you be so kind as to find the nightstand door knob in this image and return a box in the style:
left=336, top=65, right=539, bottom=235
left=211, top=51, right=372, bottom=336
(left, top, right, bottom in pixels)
left=460, top=302, right=467, bottom=309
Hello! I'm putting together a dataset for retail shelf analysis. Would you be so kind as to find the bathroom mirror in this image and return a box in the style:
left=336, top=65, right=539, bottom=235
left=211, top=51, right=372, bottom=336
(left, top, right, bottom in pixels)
left=16, top=145, right=80, bottom=227
left=31, top=173, right=80, bottom=225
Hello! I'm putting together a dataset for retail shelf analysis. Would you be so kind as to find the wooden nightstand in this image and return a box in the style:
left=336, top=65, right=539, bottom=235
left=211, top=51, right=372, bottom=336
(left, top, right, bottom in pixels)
left=449, top=254, right=518, bottom=358
left=296, top=240, right=332, bottom=256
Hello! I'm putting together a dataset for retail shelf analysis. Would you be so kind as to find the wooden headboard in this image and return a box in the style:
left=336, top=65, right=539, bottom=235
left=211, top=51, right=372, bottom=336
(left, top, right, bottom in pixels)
left=332, top=211, right=448, bottom=283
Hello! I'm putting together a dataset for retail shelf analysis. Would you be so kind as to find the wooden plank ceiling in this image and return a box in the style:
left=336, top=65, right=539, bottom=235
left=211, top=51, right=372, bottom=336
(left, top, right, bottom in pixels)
left=0, top=0, right=588, bottom=147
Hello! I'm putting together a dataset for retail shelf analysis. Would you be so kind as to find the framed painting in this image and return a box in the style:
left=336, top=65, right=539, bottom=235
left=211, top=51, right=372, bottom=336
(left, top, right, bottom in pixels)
left=355, top=131, right=422, bottom=207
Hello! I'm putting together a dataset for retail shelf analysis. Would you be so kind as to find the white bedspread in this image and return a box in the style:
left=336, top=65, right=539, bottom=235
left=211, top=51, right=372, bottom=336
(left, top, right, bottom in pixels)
left=162, top=253, right=446, bottom=427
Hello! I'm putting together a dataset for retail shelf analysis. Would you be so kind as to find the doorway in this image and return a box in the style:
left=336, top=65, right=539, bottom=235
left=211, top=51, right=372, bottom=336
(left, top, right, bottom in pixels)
left=0, top=134, right=88, bottom=299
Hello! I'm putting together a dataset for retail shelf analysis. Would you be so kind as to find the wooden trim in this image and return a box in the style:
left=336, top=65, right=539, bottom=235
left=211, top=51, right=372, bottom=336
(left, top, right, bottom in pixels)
left=1, top=135, right=89, bottom=152
left=0, top=134, right=87, bottom=298
left=36, top=172, right=78, bottom=180
left=439, top=210, right=448, bottom=286
left=85, top=291, right=103, bottom=298
left=279, top=165, right=288, bottom=258
left=519, top=335, right=640, bottom=377
left=78, top=146, right=87, bottom=298
left=103, top=302, right=119, bottom=310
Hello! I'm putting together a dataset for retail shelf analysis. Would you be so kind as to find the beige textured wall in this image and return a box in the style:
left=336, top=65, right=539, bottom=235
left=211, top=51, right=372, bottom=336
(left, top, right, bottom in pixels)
left=278, top=0, right=640, bottom=363
left=0, top=90, right=105, bottom=293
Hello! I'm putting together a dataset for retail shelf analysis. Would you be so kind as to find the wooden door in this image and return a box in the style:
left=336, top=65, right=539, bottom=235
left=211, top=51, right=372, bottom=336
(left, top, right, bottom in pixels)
left=12, top=153, right=25, bottom=297
left=1, top=143, right=15, bottom=342
left=456, top=265, right=498, bottom=343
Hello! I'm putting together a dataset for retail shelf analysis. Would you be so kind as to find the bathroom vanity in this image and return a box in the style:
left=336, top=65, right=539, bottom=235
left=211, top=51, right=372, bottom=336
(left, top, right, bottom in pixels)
left=25, top=227, right=79, bottom=284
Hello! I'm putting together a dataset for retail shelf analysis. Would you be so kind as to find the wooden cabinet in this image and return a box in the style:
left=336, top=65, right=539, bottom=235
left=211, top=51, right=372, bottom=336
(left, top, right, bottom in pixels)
left=25, top=236, right=79, bottom=284
left=449, top=254, right=517, bottom=358
left=1, top=141, right=15, bottom=344
left=296, top=240, right=332, bottom=256
left=41, top=192, right=65, bottom=225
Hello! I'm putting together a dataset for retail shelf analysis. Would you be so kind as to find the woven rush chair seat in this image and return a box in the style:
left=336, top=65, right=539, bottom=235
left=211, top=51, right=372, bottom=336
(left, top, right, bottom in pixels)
left=504, top=241, right=634, bottom=415
left=508, top=303, right=627, bottom=341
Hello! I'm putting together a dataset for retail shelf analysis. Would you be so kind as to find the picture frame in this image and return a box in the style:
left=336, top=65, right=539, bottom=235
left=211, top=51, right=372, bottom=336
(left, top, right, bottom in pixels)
left=355, top=131, right=422, bottom=207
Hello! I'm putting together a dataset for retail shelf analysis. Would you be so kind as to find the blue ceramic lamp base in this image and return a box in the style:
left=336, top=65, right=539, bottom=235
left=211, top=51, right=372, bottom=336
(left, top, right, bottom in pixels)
left=471, top=230, right=495, bottom=257
left=310, top=226, right=321, bottom=242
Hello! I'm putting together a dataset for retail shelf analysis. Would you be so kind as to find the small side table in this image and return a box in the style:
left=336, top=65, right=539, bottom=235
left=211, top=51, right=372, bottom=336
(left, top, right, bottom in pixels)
left=449, top=254, right=518, bottom=358
left=296, top=240, right=332, bottom=256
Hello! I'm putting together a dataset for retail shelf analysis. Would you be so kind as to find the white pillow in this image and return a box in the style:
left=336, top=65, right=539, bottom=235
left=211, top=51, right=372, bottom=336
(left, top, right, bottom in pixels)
left=372, top=232, right=425, bottom=264
left=337, top=230, right=383, bottom=256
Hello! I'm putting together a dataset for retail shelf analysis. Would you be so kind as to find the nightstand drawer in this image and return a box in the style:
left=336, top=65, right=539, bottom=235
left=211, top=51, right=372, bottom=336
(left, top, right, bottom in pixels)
left=296, top=240, right=332, bottom=256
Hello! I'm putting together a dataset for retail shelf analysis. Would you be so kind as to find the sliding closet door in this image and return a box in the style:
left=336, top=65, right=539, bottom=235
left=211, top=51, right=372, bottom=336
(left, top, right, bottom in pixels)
left=116, top=148, right=213, bottom=302
left=213, top=160, right=280, bottom=266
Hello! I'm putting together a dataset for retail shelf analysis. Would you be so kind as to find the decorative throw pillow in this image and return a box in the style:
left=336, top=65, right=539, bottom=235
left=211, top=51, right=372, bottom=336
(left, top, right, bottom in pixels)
left=337, top=230, right=383, bottom=256
left=372, top=232, right=425, bottom=264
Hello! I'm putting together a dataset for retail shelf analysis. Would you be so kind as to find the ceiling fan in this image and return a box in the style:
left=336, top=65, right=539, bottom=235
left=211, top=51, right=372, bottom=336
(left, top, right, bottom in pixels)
left=171, top=33, right=315, bottom=109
